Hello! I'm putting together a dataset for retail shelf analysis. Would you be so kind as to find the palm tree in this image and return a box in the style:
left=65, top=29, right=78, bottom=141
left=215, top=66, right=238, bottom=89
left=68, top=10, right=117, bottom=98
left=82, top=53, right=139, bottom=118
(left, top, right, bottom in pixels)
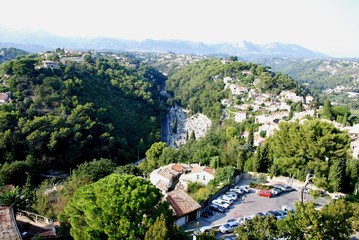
left=0, top=186, right=28, bottom=215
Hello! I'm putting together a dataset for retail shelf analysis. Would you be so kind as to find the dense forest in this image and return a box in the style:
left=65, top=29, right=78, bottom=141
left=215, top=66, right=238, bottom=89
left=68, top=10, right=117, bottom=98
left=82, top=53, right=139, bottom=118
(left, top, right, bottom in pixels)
left=0, top=54, right=166, bottom=185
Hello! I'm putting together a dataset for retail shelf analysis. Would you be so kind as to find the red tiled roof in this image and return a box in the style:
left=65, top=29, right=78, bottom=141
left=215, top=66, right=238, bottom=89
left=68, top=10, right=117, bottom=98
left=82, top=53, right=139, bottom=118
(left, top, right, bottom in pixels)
left=171, top=163, right=185, bottom=173
left=166, top=189, right=200, bottom=216
left=203, top=167, right=215, bottom=176
left=191, top=166, right=215, bottom=176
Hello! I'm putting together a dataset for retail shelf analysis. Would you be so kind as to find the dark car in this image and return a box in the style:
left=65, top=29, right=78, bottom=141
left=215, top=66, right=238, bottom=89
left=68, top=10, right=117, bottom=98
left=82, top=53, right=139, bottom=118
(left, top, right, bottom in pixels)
left=201, top=209, right=214, bottom=218
left=275, top=210, right=287, bottom=220
left=255, top=212, right=265, bottom=217
left=209, top=204, right=226, bottom=213
left=266, top=210, right=280, bottom=219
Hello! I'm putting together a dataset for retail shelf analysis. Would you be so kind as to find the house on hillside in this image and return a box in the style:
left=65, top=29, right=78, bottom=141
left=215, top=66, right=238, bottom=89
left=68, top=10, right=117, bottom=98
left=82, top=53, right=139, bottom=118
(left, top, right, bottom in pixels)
left=0, top=92, right=10, bottom=104
left=242, top=70, right=252, bottom=75
left=255, top=114, right=279, bottom=124
left=43, top=60, right=57, bottom=69
left=166, top=189, right=201, bottom=226
left=280, top=91, right=303, bottom=103
left=235, top=112, right=247, bottom=123
left=223, top=77, right=233, bottom=84
left=150, top=163, right=193, bottom=194
left=344, top=124, right=359, bottom=159
left=253, top=132, right=265, bottom=147
left=178, top=165, right=215, bottom=186
left=258, top=122, right=279, bottom=137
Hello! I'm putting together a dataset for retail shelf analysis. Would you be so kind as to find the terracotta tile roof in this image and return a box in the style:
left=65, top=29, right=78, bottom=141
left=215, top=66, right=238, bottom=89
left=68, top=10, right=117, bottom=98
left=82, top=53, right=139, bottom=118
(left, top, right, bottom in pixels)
left=171, top=163, right=185, bottom=173
left=0, top=206, right=21, bottom=240
left=157, top=169, right=174, bottom=180
left=203, top=167, right=215, bottom=176
left=191, top=166, right=215, bottom=176
left=166, top=189, right=200, bottom=216
left=155, top=180, right=168, bottom=192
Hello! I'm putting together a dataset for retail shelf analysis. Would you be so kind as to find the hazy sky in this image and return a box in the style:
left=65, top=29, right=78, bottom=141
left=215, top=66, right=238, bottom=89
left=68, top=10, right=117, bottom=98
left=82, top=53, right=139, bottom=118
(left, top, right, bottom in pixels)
left=1, top=0, right=358, bottom=57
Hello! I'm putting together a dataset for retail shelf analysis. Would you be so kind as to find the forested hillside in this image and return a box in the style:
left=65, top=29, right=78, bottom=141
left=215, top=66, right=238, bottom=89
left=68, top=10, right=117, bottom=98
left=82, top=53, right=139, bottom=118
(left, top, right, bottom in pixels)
left=261, top=57, right=359, bottom=90
left=0, top=47, right=27, bottom=63
left=166, top=59, right=307, bottom=121
left=142, top=58, right=358, bottom=194
left=0, top=55, right=166, bottom=184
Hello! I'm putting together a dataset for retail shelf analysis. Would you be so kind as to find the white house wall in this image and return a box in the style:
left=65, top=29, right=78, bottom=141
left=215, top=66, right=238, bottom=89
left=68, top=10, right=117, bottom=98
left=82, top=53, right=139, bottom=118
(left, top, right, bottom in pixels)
left=180, top=172, right=214, bottom=185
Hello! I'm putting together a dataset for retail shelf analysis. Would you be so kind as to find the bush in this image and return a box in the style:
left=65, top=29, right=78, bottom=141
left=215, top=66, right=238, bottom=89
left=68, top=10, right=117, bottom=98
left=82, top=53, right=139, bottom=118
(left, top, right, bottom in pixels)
left=188, top=181, right=205, bottom=194
left=257, top=173, right=267, bottom=184
left=249, top=182, right=271, bottom=190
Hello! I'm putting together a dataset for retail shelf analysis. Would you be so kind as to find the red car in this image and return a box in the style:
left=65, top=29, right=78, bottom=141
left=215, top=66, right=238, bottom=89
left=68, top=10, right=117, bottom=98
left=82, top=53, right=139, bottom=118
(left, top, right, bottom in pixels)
left=257, top=190, right=273, bottom=198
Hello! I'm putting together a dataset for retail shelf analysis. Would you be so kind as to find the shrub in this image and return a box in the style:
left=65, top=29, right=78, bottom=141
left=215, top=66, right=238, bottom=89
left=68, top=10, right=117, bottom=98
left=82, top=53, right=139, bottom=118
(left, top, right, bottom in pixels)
left=257, top=173, right=267, bottom=184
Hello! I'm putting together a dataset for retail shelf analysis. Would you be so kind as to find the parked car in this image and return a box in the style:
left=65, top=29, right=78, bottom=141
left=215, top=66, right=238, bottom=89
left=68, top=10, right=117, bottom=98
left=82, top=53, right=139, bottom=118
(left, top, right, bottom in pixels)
left=271, top=187, right=282, bottom=196
left=274, top=184, right=294, bottom=192
left=219, top=197, right=234, bottom=205
left=221, top=194, right=237, bottom=201
left=275, top=210, right=287, bottom=220
left=212, top=199, right=230, bottom=209
left=230, top=188, right=243, bottom=194
left=227, top=190, right=241, bottom=197
left=225, top=192, right=239, bottom=200
left=194, top=225, right=213, bottom=235
left=282, top=205, right=294, bottom=213
left=245, top=215, right=255, bottom=222
left=255, top=212, right=265, bottom=218
left=227, top=218, right=236, bottom=223
left=237, top=185, right=251, bottom=193
left=257, top=190, right=273, bottom=198
left=200, top=209, right=214, bottom=218
left=282, top=185, right=294, bottom=192
left=219, top=221, right=240, bottom=234
left=266, top=210, right=281, bottom=219
left=209, top=204, right=226, bottom=213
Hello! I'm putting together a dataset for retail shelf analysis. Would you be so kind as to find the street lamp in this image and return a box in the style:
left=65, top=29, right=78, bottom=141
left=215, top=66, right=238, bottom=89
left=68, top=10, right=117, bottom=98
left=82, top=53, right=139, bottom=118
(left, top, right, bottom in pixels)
left=299, top=169, right=315, bottom=203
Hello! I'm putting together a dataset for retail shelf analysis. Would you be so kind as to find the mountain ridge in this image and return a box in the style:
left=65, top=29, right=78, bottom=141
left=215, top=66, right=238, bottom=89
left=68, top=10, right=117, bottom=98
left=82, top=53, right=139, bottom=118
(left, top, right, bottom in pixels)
left=0, top=27, right=328, bottom=59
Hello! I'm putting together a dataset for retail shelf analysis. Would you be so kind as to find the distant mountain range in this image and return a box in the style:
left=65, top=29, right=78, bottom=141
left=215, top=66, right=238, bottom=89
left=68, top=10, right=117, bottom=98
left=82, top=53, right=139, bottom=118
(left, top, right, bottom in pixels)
left=0, top=27, right=328, bottom=59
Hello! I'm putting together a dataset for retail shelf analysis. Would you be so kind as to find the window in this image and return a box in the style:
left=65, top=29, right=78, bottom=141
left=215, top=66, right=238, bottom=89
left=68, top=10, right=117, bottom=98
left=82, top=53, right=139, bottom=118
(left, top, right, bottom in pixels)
left=197, top=174, right=199, bottom=180
left=203, top=175, right=206, bottom=180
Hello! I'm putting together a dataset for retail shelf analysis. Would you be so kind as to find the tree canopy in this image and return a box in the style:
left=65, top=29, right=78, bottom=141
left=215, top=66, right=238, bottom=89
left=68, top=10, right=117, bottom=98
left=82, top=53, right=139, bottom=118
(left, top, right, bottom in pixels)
left=235, top=199, right=358, bottom=240
left=64, top=174, right=172, bottom=240
left=267, top=119, right=351, bottom=191
left=0, top=55, right=166, bottom=185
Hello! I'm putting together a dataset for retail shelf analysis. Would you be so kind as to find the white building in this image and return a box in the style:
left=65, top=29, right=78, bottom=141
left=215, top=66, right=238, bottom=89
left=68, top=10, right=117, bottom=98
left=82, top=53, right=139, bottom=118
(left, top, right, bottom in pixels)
left=234, top=112, right=247, bottom=123
left=43, top=60, right=57, bottom=69
left=255, top=114, right=279, bottom=124
left=150, top=164, right=187, bottom=194
left=350, top=140, right=359, bottom=159
left=280, top=91, right=303, bottom=103
left=179, top=165, right=215, bottom=186
left=343, top=124, right=359, bottom=159
left=0, top=92, right=10, bottom=104
left=258, top=122, right=279, bottom=137
left=166, top=189, right=201, bottom=226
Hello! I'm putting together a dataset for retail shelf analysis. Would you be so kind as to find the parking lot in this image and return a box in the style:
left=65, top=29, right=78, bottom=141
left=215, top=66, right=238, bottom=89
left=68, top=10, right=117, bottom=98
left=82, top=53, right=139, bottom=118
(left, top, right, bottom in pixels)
left=186, top=179, right=331, bottom=239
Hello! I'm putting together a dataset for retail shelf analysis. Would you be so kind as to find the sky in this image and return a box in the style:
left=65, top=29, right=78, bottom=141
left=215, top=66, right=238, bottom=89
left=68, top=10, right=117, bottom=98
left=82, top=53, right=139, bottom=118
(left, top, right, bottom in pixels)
left=0, top=0, right=358, bottom=57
